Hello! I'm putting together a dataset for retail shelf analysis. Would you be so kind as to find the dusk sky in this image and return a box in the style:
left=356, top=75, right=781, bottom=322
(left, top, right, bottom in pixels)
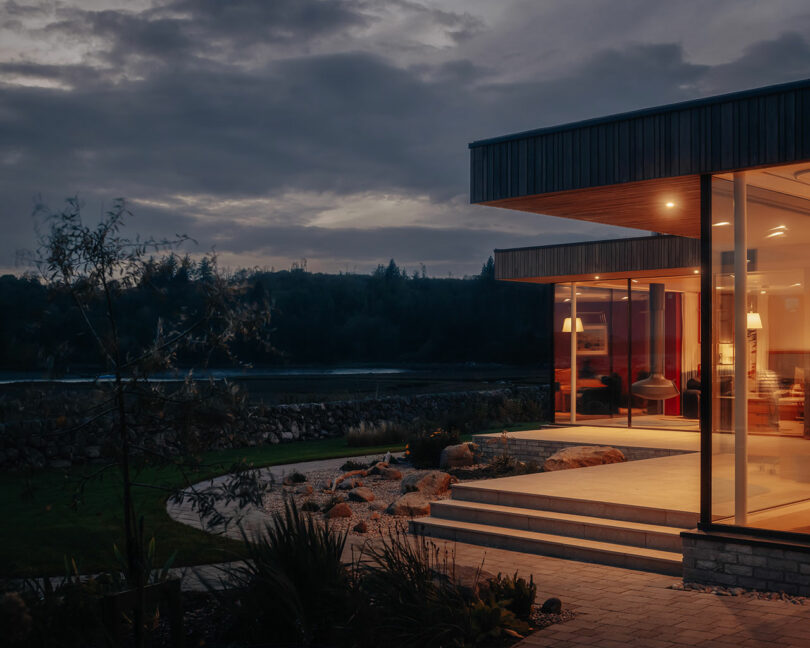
left=3, top=1, right=810, bottom=277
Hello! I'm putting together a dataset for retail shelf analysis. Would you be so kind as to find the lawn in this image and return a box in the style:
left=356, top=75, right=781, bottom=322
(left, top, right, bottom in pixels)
left=0, top=436, right=412, bottom=577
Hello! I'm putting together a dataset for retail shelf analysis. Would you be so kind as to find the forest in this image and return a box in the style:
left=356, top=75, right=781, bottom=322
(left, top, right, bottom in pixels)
left=0, top=256, right=552, bottom=373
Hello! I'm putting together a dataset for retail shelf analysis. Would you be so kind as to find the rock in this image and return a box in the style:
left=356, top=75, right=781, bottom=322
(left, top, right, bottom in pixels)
left=368, top=500, right=386, bottom=511
left=440, top=442, right=477, bottom=469
left=543, top=446, right=626, bottom=472
left=370, top=511, right=381, bottom=520
left=326, top=502, right=353, bottom=518
left=338, top=478, right=361, bottom=491
left=540, top=597, right=562, bottom=614
left=353, top=520, right=368, bottom=533
left=368, top=461, right=389, bottom=475
left=386, top=492, right=431, bottom=516
left=348, top=487, right=375, bottom=502
left=401, top=470, right=452, bottom=497
left=295, top=484, right=314, bottom=496
left=379, top=467, right=402, bottom=480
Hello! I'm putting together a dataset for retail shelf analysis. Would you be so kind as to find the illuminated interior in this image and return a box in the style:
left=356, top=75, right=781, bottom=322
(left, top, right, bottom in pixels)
left=553, top=274, right=701, bottom=431
left=711, top=162, right=810, bottom=533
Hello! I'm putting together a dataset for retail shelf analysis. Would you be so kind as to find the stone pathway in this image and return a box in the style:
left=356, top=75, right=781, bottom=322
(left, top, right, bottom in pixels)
left=168, top=457, right=810, bottom=647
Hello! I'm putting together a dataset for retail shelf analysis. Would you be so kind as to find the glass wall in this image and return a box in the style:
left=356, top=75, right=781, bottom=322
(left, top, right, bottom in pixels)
left=711, top=163, right=810, bottom=532
left=553, top=276, right=700, bottom=429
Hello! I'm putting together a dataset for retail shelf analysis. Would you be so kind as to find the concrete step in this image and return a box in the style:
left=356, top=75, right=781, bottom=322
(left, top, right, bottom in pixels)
left=410, top=517, right=683, bottom=576
left=451, top=483, right=698, bottom=528
left=429, top=500, right=683, bottom=552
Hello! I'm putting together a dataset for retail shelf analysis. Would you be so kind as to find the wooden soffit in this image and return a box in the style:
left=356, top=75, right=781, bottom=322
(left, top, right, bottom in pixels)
left=484, top=175, right=701, bottom=238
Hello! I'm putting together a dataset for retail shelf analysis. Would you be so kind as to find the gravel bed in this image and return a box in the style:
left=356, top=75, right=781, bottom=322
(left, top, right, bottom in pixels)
left=263, top=459, right=457, bottom=537
left=670, top=581, right=808, bottom=604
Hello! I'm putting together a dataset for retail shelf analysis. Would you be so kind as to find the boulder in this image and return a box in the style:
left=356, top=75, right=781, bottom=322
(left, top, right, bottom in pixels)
left=368, top=500, right=386, bottom=511
left=386, top=492, right=431, bottom=516
left=379, top=467, right=402, bottom=480
left=540, top=597, right=562, bottom=614
left=440, top=442, right=477, bottom=469
left=543, top=446, right=626, bottom=472
left=295, top=484, right=314, bottom=496
left=370, top=511, right=381, bottom=520
left=326, top=502, right=353, bottom=518
left=348, top=486, right=375, bottom=502
left=401, top=470, right=452, bottom=497
left=353, top=520, right=368, bottom=533
left=338, top=478, right=362, bottom=490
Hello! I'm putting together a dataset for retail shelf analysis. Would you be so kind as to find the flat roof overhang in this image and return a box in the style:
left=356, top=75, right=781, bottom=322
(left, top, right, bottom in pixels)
left=470, top=78, right=810, bottom=235
left=495, top=234, right=700, bottom=283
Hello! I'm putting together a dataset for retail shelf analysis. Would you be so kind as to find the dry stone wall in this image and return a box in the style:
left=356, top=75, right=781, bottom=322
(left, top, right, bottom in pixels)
left=0, top=385, right=550, bottom=469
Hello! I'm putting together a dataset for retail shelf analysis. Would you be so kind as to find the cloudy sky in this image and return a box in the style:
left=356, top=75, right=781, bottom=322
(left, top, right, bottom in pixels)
left=3, top=0, right=810, bottom=277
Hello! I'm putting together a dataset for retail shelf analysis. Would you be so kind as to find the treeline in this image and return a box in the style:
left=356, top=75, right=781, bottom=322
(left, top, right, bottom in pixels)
left=0, top=256, right=552, bottom=372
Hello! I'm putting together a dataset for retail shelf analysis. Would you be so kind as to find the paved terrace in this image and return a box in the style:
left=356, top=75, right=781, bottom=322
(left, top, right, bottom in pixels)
left=168, top=444, right=810, bottom=647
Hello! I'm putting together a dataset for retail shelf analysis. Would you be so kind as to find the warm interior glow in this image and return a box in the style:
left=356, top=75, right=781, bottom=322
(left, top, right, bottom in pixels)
left=747, top=312, right=763, bottom=329
left=665, top=201, right=675, bottom=208
left=562, top=317, right=584, bottom=333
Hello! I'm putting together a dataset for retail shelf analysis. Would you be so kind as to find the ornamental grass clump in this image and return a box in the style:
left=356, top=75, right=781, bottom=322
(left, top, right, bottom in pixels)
left=358, top=528, right=532, bottom=647
left=218, top=498, right=355, bottom=647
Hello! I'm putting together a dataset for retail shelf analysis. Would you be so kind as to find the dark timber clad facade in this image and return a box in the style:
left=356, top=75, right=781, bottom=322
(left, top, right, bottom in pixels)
left=470, top=78, right=810, bottom=205
left=494, top=235, right=700, bottom=282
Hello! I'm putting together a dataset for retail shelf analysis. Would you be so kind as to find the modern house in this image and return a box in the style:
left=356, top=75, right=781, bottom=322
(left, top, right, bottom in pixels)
left=414, top=78, right=810, bottom=594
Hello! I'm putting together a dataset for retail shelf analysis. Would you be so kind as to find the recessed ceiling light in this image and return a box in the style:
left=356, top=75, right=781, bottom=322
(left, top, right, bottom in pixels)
left=632, top=279, right=639, bottom=283
left=693, top=270, right=699, bottom=274
left=766, top=231, right=785, bottom=238
left=761, top=290, right=767, bottom=294
left=770, top=225, right=787, bottom=230
left=564, top=298, right=570, bottom=302
left=665, top=201, right=675, bottom=208
left=594, top=275, right=600, bottom=279
left=713, top=221, right=730, bottom=227
left=621, top=296, right=628, bottom=300
left=792, top=283, right=802, bottom=287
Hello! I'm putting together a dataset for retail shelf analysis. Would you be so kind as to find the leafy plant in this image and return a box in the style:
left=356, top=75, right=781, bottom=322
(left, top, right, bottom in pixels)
left=34, top=198, right=272, bottom=647
left=486, top=572, right=537, bottom=622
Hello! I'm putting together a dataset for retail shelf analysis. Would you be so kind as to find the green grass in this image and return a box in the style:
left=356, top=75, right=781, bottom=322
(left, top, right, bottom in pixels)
left=0, top=437, right=408, bottom=578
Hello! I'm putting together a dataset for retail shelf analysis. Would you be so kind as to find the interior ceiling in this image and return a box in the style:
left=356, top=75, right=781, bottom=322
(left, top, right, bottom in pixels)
left=484, top=176, right=702, bottom=238
left=553, top=274, right=701, bottom=302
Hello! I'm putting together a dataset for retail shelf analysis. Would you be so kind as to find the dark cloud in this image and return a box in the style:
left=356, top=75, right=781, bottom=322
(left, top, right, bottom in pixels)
left=3, top=1, right=810, bottom=275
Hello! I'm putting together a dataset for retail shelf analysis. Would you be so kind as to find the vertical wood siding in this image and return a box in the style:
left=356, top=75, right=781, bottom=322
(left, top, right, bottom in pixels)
left=471, top=82, right=810, bottom=204
left=494, top=235, right=701, bottom=281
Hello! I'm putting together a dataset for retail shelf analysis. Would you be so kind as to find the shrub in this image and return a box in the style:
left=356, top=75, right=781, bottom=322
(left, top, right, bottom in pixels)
left=346, top=420, right=410, bottom=447
left=287, top=470, right=307, bottom=483
left=486, top=572, right=537, bottom=622
left=405, top=427, right=460, bottom=468
left=300, top=499, right=320, bottom=512
left=220, top=499, right=354, bottom=646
